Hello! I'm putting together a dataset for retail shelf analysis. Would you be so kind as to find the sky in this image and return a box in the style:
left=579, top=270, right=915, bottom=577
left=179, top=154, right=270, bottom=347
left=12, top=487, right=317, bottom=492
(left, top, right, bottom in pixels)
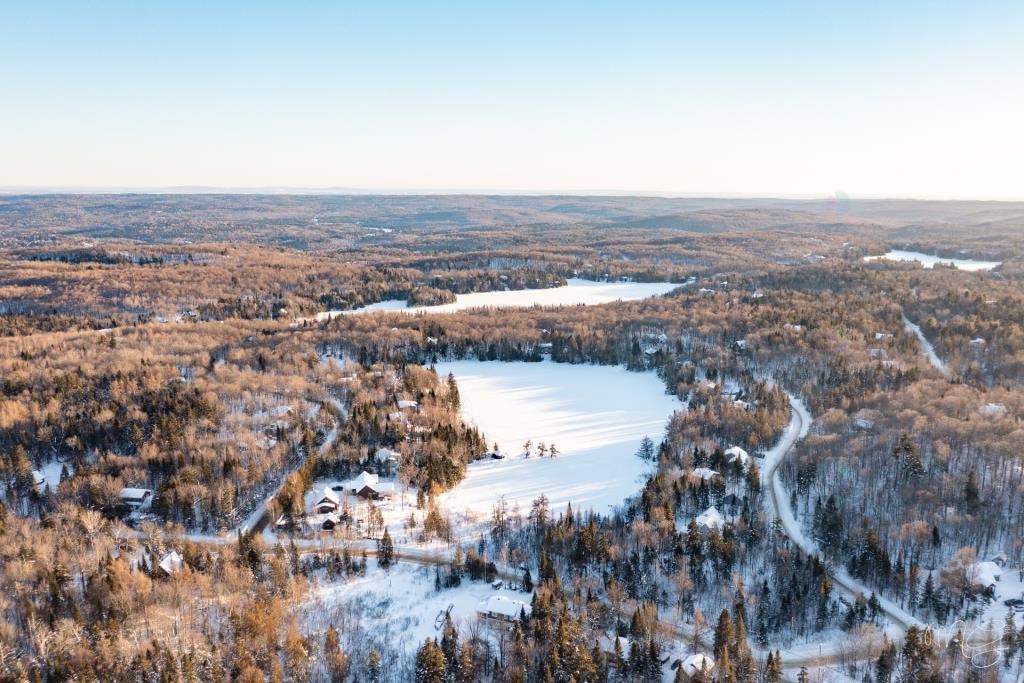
left=1, top=1, right=1022, bottom=199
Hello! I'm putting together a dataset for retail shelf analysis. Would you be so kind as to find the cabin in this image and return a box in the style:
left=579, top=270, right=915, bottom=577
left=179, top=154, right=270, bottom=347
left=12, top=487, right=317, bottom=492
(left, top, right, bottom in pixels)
left=691, top=467, right=720, bottom=481
left=158, top=550, right=183, bottom=576
left=119, top=487, right=153, bottom=510
left=973, top=561, right=1003, bottom=590
left=724, top=446, right=749, bottom=467
left=397, top=400, right=419, bottom=410
left=680, top=653, right=715, bottom=678
left=356, top=481, right=395, bottom=501
left=695, top=506, right=724, bottom=530
left=321, top=513, right=342, bottom=530
left=477, top=595, right=531, bottom=628
left=315, top=487, right=341, bottom=514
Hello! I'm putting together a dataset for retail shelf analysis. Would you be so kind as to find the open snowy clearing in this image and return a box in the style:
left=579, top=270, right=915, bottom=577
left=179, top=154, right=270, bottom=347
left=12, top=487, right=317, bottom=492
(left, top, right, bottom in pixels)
left=864, top=250, right=1001, bottom=271
left=303, top=562, right=531, bottom=659
left=433, top=360, right=683, bottom=522
left=320, top=278, right=680, bottom=318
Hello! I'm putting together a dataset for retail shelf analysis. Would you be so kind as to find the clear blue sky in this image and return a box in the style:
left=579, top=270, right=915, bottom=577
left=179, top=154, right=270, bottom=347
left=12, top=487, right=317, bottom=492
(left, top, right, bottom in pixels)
left=2, top=1, right=1022, bottom=198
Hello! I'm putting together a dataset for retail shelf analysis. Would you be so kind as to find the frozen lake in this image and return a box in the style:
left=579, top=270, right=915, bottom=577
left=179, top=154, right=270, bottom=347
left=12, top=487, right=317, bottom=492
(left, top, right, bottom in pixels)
left=864, top=250, right=1001, bottom=271
left=321, top=278, right=680, bottom=318
left=433, top=359, right=682, bottom=520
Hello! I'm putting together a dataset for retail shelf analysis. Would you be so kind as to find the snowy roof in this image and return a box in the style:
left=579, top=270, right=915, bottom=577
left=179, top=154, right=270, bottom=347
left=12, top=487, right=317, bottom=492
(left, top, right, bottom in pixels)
left=32, top=470, right=46, bottom=488
left=695, top=506, right=724, bottom=529
left=397, top=400, right=419, bottom=409
left=682, top=653, right=715, bottom=676
left=973, top=561, right=1002, bottom=587
left=350, top=471, right=379, bottom=490
left=691, top=467, right=721, bottom=481
left=979, top=403, right=1007, bottom=416
left=119, top=487, right=152, bottom=501
left=317, top=487, right=341, bottom=506
left=478, top=595, right=531, bottom=618
left=159, top=550, right=183, bottom=575
left=375, top=447, right=400, bottom=462
left=969, top=337, right=986, bottom=346
left=725, top=446, right=749, bottom=465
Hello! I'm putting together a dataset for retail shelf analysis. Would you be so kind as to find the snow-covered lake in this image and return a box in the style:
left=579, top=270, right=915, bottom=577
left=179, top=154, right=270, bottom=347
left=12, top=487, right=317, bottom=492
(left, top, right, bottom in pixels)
left=864, top=250, right=1001, bottom=271
left=433, top=360, right=682, bottom=521
left=321, top=278, right=680, bottom=318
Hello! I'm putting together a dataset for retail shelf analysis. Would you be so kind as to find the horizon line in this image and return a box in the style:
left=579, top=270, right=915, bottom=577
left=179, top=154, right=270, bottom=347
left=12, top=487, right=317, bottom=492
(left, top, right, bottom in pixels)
left=2, top=186, right=1024, bottom=203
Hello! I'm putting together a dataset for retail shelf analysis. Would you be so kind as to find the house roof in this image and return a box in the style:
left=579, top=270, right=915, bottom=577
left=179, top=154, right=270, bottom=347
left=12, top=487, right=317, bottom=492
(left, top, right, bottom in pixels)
left=350, top=471, right=379, bottom=490
left=725, top=446, right=749, bottom=464
left=119, top=487, right=152, bottom=501
left=974, top=561, right=1002, bottom=587
left=691, top=467, right=721, bottom=481
left=682, top=653, right=715, bottom=676
left=317, top=487, right=340, bottom=506
left=695, top=506, right=724, bottom=529
left=478, top=595, right=532, bottom=618
left=159, top=551, right=183, bottom=575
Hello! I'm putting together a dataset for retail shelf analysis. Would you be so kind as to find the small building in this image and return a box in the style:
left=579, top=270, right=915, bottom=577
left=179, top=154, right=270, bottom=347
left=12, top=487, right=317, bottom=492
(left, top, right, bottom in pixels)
left=690, top=467, right=721, bottom=481
left=973, top=561, right=1002, bottom=589
left=695, top=506, right=724, bottom=530
left=724, top=446, right=749, bottom=467
left=315, top=487, right=341, bottom=514
left=119, top=487, right=153, bottom=510
left=477, top=595, right=531, bottom=628
left=979, top=403, right=1007, bottom=416
left=397, top=400, right=419, bottom=410
left=681, top=653, right=715, bottom=678
left=158, top=550, right=184, bottom=576
left=969, top=337, right=986, bottom=347
left=31, top=470, right=46, bottom=493
left=356, top=481, right=395, bottom=501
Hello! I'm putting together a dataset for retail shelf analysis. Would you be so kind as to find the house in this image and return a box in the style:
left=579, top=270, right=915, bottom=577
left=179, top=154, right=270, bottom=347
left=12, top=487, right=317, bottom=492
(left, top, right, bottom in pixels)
left=347, top=471, right=379, bottom=494
left=321, top=513, right=342, bottom=531
left=158, top=550, right=184, bottom=576
left=979, top=403, right=1007, bottom=416
left=973, top=561, right=1002, bottom=590
left=681, top=653, right=715, bottom=677
left=690, top=467, right=721, bottom=481
left=695, top=506, right=724, bottom=530
left=356, top=481, right=395, bottom=501
left=397, top=400, right=419, bottom=410
left=853, top=417, right=875, bottom=431
left=315, top=487, right=341, bottom=514
left=724, top=446, right=749, bottom=467
left=477, top=595, right=531, bottom=628
left=119, top=487, right=153, bottom=510
left=969, top=338, right=986, bottom=347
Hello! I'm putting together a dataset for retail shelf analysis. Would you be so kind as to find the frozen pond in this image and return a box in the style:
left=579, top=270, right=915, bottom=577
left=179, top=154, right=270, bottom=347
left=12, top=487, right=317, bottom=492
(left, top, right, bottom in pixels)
left=864, top=250, right=1000, bottom=271
left=433, top=359, right=682, bottom=520
left=319, top=278, right=680, bottom=318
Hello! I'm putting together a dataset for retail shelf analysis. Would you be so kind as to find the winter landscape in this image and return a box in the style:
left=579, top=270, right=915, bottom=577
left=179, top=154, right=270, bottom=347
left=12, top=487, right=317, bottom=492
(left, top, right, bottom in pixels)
left=3, top=2, right=1024, bottom=682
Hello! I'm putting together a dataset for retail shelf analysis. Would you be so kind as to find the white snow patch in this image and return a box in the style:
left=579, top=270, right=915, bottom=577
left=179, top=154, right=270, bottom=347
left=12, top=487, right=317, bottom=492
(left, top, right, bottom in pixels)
left=433, top=360, right=682, bottom=522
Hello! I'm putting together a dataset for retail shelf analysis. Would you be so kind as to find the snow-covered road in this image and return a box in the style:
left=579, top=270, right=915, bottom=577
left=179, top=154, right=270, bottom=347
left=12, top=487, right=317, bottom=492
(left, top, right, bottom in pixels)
left=901, top=312, right=951, bottom=379
left=762, top=392, right=923, bottom=635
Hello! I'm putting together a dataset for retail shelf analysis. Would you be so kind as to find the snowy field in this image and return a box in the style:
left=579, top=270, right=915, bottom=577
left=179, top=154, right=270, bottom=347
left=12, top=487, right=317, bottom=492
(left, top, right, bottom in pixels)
left=321, top=278, right=680, bottom=318
left=864, top=250, right=1001, bottom=271
left=433, top=360, right=683, bottom=522
left=304, top=562, right=530, bottom=663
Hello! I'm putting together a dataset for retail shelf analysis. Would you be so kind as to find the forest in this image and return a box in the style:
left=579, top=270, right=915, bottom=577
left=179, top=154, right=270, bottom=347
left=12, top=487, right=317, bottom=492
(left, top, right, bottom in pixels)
left=1, top=195, right=1023, bottom=682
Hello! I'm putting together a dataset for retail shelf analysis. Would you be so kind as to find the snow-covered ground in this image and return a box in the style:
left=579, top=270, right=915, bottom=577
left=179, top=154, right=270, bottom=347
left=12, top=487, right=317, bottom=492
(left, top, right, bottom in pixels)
left=304, top=562, right=530, bottom=660
left=320, top=279, right=680, bottom=318
left=433, top=360, right=683, bottom=524
left=864, top=250, right=1001, bottom=271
